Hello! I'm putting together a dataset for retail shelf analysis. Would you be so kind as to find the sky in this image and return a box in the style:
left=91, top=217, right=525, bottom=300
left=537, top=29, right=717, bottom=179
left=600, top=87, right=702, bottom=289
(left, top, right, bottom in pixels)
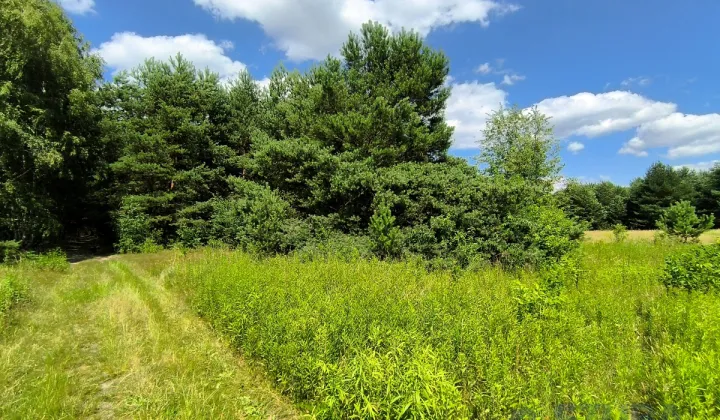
left=57, top=0, right=720, bottom=185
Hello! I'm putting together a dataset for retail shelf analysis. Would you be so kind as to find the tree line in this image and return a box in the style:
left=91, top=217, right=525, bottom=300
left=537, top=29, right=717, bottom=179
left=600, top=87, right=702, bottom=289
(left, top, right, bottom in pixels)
left=8, top=0, right=711, bottom=268
left=557, top=162, right=720, bottom=231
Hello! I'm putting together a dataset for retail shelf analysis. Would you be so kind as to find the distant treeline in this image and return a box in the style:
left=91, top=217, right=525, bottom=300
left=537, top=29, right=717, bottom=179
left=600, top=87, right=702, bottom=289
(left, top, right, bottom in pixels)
left=557, top=162, right=720, bottom=230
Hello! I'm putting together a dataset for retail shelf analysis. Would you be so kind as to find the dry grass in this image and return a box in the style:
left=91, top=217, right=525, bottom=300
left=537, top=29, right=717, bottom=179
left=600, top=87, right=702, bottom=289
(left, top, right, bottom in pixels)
left=584, top=229, right=720, bottom=244
left=0, top=252, right=301, bottom=419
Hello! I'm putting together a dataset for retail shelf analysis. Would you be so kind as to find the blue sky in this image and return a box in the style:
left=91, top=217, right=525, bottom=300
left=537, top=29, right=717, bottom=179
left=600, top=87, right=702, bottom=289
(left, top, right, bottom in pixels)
left=58, top=0, right=720, bottom=185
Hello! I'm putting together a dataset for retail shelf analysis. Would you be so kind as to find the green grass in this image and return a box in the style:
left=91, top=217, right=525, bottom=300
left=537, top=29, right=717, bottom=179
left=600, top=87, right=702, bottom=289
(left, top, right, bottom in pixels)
left=0, top=270, right=27, bottom=329
left=169, top=243, right=720, bottom=419
left=0, top=253, right=299, bottom=419
left=3, top=243, right=720, bottom=418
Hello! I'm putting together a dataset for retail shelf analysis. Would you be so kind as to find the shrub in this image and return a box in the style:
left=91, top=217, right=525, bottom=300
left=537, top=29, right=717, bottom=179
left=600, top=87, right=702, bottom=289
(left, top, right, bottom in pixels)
left=19, top=249, right=69, bottom=271
left=0, top=273, right=27, bottom=328
left=369, top=203, right=402, bottom=259
left=660, top=244, right=720, bottom=293
left=116, top=197, right=160, bottom=253
left=656, top=200, right=714, bottom=243
left=0, top=240, right=20, bottom=264
left=612, top=224, right=628, bottom=243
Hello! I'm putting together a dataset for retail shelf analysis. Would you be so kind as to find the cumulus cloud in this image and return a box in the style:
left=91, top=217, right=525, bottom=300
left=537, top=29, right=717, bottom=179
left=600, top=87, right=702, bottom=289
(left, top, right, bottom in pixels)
left=56, top=0, right=94, bottom=14
left=534, top=91, right=676, bottom=139
left=501, top=73, right=525, bottom=85
left=255, top=77, right=271, bottom=90
left=673, top=160, right=720, bottom=172
left=619, top=112, right=720, bottom=158
left=193, top=0, right=519, bottom=60
left=446, top=81, right=507, bottom=149
left=567, top=142, right=585, bottom=154
left=94, top=33, right=247, bottom=83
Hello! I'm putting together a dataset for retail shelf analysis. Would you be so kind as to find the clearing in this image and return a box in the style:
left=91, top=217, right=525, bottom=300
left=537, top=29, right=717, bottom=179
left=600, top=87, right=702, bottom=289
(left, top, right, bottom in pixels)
left=0, top=253, right=300, bottom=419
left=585, top=228, right=720, bottom=243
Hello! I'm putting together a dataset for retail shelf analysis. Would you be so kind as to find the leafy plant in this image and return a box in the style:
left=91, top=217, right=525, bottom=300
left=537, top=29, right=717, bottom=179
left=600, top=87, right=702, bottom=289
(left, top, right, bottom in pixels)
left=656, top=200, right=714, bottom=243
left=612, top=224, right=628, bottom=243
left=660, top=244, right=720, bottom=293
left=369, top=203, right=402, bottom=259
left=0, top=241, right=20, bottom=264
left=19, top=249, right=69, bottom=271
left=0, top=272, right=27, bottom=328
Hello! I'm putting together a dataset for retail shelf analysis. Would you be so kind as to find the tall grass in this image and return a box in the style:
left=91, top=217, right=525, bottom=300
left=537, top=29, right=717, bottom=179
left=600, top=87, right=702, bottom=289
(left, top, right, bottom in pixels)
left=170, top=242, right=720, bottom=418
left=0, top=271, right=27, bottom=329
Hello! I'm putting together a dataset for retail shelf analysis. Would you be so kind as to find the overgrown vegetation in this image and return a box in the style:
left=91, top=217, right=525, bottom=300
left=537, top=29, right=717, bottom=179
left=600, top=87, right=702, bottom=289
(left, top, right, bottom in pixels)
left=661, top=243, right=720, bottom=293
left=170, top=243, right=720, bottom=418
left=656, top=200, right=714, bottom=243
left=0, top=271, right=26, bottom=328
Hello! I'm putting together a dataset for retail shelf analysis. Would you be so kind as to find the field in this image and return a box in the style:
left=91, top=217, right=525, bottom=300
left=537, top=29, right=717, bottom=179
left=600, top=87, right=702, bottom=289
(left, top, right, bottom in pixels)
left=1, top=242, right=719, bottom=418
left=585, top=229, right=720, bottom=244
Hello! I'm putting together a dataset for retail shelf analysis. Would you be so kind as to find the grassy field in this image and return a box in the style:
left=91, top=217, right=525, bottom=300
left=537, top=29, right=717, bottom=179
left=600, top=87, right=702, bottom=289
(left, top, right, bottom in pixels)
left=170, top=243, right=720, bottom=418
left=2, top=243, right=720, bottom=418
left=0, top=253, right=299, bottom=419
left=585, top=229, right=720, bottom=244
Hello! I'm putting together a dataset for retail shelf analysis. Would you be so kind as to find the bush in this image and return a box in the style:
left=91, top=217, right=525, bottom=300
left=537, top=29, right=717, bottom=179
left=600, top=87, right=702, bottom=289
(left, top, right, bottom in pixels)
left=660, top=244, right=720, bottom=293
left=656, top=200, right=714, bottom=243
left=19, top=249, right=69, bottom=271
left=369, top=203, right=402, bottom=259
left=0, top=240, right=20, bottom=264
left=116, top=197, right=161, bottom=253
left=0, top=272, right=27, bottom=328
left=612, top=224, right=628, bottom=243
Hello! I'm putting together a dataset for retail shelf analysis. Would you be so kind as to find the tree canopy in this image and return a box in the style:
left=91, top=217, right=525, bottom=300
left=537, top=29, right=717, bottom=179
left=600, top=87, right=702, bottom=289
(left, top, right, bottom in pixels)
left=12, top=1, right=720, bottom=267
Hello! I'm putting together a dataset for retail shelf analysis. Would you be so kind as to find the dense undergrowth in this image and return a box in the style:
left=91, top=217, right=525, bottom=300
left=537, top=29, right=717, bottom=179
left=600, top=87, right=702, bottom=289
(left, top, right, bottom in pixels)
left=169, top=242, right=720, bottom=418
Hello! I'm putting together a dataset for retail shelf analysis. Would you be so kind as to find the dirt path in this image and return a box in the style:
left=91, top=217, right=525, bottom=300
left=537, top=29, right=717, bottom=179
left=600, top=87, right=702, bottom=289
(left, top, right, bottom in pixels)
left=0, top=254, right=300, bottom=419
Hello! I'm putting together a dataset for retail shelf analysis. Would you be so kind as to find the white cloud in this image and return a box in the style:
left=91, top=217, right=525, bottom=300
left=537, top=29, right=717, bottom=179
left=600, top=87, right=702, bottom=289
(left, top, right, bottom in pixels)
left=567, top=142, right=585, bottom=154
left=255, top=77, right=271, bottom=90
left=446, top=81, right=507, bottom=149
left=673, top=160, right=720, bottom=172
left=501, top=73, right=525, bottom=85
left=621, top=76, right=651, bottom=88
left=56, top=0, right=94, bottom=14
left=619, top=112, right=720, bottom=158
left=94, top=33, right=247, bottom=83
left=193, top=0, right=519, bottom=60
left=534, top=91, right=676, bottom=139
left=475, top=63, right=492, bottom=74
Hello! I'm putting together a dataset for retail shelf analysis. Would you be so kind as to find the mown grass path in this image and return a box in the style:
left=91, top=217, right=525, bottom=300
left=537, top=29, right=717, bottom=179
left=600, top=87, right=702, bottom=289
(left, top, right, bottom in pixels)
left=0, top=253, right=300, bottom=419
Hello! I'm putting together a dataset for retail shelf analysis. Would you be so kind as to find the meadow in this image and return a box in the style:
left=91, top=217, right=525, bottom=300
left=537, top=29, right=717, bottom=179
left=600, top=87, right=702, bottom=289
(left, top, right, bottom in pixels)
left=1, top=241, right=719, bottom=418
left=585, top=229, right=720, bottom=244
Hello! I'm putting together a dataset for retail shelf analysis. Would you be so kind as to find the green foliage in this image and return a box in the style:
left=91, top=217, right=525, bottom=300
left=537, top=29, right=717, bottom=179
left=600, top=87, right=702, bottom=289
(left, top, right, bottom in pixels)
left=172, top=243, right=720, bottom=418
left=479, top=106, right=561, bottom=189
left=177, top=178, right=306, bottom=254
left=369, top=202, right=402, bottom=259
left=0, top=0, right=105, bottom=247
left=612, top=223, right=628, bottom=243
left=0, top=241, right=21, bottom=264
left=557, top=181, right=604, bottom=228
left=661, top=244, right=720, bottom=293
left=0, top=272, right=27, bottom=328
left=115, top=197, right=159, bottom=253
left=18, top=249, right=69, bottom=271
left=626, top=163, right=699, bottom=229
left=656, top=200, right=715, bottom=243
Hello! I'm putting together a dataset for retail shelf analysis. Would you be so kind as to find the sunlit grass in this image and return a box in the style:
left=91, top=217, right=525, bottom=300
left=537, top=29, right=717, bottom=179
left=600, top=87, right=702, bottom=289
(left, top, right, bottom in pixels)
left=170, top=242, right=720, bottom=418
left=584, top=228, right=720, bottom=244
left=0, top=253, right=299, bottom=419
